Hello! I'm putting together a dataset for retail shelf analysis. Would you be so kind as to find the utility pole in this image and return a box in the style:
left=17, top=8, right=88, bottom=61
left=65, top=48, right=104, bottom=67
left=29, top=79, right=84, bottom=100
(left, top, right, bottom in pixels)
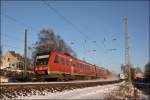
left=124, top=16, right=131, bottom=83
left=23, top=29, right=27, bottom=80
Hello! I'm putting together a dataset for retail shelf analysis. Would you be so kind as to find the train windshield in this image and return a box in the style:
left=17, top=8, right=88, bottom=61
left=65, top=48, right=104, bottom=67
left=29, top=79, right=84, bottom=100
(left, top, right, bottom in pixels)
left=35, top=52, right=50, bottom=66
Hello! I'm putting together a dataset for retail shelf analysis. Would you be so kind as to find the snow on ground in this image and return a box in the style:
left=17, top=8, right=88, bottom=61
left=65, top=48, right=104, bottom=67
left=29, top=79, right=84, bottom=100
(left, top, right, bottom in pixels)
left=0, top=76, right=9, bottom=82
left=18, top=82, right=124, bottom=99
left=1, top=76, right=119, bottom=85
left=138, top=90, right=149, bottom=100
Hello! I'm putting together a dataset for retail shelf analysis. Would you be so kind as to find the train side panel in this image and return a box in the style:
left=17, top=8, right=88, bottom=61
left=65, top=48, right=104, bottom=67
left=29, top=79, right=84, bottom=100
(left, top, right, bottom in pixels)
left=48, top=52, right=71, bottom=75
left=48, top=52, right=60, bottom=74
left=35, top=51, right=112, bottom=80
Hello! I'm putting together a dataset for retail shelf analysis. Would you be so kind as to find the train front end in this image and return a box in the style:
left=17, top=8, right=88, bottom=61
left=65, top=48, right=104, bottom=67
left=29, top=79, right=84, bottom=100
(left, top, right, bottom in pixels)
left=34, top=52, right=50, bottom=75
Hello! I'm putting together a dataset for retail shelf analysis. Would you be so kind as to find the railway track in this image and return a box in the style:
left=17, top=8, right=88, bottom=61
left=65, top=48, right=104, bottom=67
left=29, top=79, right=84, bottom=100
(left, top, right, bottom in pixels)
left=0, top=78, right=123, bottom=99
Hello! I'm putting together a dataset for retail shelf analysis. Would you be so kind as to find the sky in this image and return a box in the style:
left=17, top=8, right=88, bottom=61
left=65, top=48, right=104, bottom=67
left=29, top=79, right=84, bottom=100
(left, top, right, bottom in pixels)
left=1, top=1, right=149, bottom=73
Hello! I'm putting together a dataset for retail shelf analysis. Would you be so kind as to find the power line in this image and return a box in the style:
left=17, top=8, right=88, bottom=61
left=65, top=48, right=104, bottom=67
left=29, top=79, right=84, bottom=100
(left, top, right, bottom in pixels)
left=42, top=1, right=90, bottom=39
left=42, top=1, right=96, bottom=54
left=2, top=44, right=24, bottom=50
left=2, top=3, right=117, bottom=66
left=1, top=13, right=27, bottom=27
left=2, top=33, right=31, bottom=44
left=42, top=1, right=105, bottom=61
left=43, top=1, right=116, bottom=55
left=2, top=5, right=100, bottom=54
left=1, top=13, right=36, bottom=52
left=1, top=13, right=38, bottom=36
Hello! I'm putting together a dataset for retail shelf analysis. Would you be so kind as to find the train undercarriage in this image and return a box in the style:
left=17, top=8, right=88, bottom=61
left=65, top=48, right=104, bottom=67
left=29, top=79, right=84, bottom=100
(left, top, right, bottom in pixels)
left=35, top=72, right=98, bottom=82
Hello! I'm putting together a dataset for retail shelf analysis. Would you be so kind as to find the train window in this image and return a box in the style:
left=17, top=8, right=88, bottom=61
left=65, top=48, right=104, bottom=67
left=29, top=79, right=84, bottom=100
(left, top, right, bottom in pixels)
left=77, top=63, right=79, bottom=68
left=79, top=64, right=81, bottom=69
left=66, top=60, right=69, bottom=66
left=54, top=55, right=59, bottom=63
left=81, top=64, right=83, bottom=68
left=82, top=64, right=84, bottom=69
left=73, top=63, right=76, bottom=67
left=80, top=64, right=82, bottom=67
left=83, top=64, right=85, bottom=68
left=61, top=58, right=65, bottom=65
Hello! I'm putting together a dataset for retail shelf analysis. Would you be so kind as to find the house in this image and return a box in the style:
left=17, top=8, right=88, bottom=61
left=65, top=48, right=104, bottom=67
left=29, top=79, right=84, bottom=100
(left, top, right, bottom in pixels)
left=1, top=51, right=24, bottom=70
left=134, top=72, right=144, bottom=79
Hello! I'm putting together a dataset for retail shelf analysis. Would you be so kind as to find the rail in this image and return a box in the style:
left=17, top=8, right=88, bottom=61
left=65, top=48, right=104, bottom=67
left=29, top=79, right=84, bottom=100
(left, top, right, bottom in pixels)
left=0, top=78, right=123, bottom=99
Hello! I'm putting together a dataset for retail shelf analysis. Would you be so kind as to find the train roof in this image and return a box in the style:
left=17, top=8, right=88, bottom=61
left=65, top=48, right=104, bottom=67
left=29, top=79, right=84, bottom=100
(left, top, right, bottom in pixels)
left=52, top=51, right=94, bottom=66
left=36, top=51, right=111, bottom=72
left=36, top=51, right=50, bottom=55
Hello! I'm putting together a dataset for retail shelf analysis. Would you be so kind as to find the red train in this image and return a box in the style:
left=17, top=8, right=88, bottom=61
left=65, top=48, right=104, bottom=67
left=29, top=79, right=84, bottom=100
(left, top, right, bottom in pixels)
left=34, top=51, right=112, bottom=81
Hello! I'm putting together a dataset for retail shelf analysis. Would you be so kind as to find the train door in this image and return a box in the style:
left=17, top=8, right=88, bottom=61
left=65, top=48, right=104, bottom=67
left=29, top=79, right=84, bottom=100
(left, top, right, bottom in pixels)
left=49, top=53, right=60, bottom=74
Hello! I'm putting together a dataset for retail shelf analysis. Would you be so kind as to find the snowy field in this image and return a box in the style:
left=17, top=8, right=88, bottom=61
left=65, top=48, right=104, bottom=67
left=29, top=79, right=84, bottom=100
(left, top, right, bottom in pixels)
left=18, top=82, right=123, bottom=99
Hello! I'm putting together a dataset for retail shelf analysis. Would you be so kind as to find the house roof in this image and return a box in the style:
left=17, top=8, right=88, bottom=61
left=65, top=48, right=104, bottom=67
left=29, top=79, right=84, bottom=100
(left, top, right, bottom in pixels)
left=9, top=51, right=24, bottom=61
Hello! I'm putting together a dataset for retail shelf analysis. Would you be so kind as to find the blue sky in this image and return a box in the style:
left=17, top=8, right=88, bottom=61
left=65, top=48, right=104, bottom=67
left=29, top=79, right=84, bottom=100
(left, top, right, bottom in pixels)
left=1, top=1, right=149, bottom=73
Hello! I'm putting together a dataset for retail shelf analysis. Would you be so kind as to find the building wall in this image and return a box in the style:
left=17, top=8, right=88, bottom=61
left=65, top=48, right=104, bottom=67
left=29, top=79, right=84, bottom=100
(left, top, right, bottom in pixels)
left=1, top=52, right=24, bottom=69
left=134, top=72, right=144, bottom=79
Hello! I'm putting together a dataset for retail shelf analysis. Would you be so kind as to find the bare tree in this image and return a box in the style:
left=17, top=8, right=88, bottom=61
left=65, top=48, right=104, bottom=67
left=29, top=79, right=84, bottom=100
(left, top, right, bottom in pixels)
left=32, top=28, right=76, bottom=60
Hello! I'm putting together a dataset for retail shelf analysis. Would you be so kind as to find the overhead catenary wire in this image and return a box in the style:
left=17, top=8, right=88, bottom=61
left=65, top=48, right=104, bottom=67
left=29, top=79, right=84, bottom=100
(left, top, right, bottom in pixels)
left=42, top=1, right=107, bottom=62
left=2, top=44, right=24, bottom=50
left=42, top=1, right=90, bottom=39
left=2, top=33, right=31, bottom=44
left=2, top=5, right=92, bottom=51
left=1, top=13, right=38, bottom=37
left=1, top=13, right=38, bottom=55
left=41, top=2, right=88, bottom=60
left=43, top=1, right=117, bottom=54
left=1, top=13, right=27, bottom=28
left=1, top=2, right=116, bottom=66
left=1, top=16, right=34, bottom=61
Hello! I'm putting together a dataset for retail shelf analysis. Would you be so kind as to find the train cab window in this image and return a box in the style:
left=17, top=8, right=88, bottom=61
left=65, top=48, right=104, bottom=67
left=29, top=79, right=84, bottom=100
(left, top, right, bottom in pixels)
left=61, top=58, right=65, bottom=65
left=54, top=55, right=59, bottom=63
left=35, top=54, right=50, bottom=66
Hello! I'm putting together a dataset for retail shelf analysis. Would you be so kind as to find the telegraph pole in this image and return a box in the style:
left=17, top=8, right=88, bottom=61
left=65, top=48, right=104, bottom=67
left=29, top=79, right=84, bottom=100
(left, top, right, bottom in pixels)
left=23, top=29, right=27, bottom=80
left=124, top=16, right=131, bottom=83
